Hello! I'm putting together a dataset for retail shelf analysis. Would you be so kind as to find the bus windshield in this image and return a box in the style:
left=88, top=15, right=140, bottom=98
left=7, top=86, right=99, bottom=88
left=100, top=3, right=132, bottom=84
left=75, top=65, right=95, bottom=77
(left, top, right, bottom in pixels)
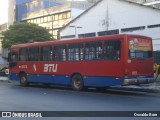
left=129, top=37, right=152, bottom=59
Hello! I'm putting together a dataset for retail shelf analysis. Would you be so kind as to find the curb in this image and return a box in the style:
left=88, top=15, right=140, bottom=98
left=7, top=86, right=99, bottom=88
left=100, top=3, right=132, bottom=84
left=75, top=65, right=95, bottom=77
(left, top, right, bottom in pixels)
left=111, top=85, right=160, bottom=93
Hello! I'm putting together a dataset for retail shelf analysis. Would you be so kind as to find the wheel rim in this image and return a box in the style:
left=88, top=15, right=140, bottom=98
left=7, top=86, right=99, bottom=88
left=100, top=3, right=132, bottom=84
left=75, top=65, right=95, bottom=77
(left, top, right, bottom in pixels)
left=73, top=78, right=81, bottom=89
left=21, top=76, right=26, bottom=84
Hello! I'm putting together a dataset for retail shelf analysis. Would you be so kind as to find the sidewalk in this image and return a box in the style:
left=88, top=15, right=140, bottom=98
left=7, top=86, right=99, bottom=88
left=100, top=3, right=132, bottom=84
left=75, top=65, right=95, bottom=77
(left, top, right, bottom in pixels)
left=111, top=83, right=160, bottom=93
left=111, top=78, right=160, bottom=93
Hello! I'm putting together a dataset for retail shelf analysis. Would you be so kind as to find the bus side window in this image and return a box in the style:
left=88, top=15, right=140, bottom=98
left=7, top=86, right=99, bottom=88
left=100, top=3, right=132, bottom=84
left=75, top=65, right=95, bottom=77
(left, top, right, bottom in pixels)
left=20, top=48, right=28, bottom=61
left=68, top=43, right=83, bottom=61
left=28, top=47, right=39, bottom=61
left=84, top=42, right=102, bottom=60
left=54, top=45, right=67, bottom=61
left=8, top=51, right=18, bottom=67
left=9, top=52, right=18, bottom=62
left=104, top=40, right=121, bottom=60
left=40, top=46, right=52, bottom=61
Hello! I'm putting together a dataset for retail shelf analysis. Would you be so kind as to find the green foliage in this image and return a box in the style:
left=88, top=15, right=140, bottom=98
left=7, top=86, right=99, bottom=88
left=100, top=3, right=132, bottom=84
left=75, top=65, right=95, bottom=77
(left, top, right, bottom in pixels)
left=2, top=22, right=53, bottom=48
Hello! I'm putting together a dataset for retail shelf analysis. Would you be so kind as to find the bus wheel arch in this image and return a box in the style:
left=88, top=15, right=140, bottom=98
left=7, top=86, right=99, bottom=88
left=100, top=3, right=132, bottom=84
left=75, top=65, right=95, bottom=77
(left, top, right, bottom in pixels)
left=71, top=73, right=84, bottom=91
left=19, top=72, right=28, bottom=87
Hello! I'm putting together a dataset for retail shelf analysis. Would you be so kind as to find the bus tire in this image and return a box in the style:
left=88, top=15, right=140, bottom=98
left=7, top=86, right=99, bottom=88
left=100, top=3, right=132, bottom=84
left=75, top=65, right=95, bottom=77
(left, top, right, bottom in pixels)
left=71, top=74, right=84, bottom=91
left=19, top=73, right=28, bottom=87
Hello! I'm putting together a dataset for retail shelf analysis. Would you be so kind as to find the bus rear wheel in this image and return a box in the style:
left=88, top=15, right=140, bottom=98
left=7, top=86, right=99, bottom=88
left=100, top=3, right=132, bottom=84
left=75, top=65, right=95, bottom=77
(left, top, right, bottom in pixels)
left=19, top=73, right=28, bottom=87
left=71, top=74, right=84, bottom=91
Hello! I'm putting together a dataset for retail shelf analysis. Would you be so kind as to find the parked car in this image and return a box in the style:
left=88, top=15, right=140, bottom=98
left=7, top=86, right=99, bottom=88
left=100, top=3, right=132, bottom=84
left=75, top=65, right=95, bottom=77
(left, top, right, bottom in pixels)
left=0, top=67, right=9, bottom=76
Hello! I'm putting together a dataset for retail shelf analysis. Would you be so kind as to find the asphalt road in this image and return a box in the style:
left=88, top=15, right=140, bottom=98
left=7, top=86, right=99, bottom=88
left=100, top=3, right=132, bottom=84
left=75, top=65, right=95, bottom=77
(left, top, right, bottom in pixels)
left=0, top=81, right=160, bottom=120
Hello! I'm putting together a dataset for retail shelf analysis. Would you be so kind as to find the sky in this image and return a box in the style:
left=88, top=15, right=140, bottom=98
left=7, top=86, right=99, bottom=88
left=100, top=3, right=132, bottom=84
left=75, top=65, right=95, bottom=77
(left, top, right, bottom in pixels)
left=0, top=0, right=8, bottom=25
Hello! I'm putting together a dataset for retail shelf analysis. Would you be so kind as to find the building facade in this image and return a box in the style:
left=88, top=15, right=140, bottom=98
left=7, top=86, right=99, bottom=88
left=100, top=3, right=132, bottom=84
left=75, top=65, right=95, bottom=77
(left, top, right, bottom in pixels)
left=13, top=0, right=97, bottom=39
left=0, top=23, right=8, bottom=55
left=60, top=0, right=160, bottom=51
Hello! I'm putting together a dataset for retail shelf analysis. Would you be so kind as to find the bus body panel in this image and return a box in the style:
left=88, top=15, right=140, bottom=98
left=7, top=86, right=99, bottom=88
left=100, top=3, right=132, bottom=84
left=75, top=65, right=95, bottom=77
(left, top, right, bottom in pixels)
left=127, top=36, right=153, bottom=75
left=9, top=60, right=124, bottom=87
left=123, top=36, right=154, bottom=85
left=9, top=61, right=124, bottom=76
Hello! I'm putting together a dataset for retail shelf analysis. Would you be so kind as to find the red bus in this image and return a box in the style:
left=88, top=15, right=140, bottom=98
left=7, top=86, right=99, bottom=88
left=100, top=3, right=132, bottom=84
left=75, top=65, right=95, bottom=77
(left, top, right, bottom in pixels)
left=8, top=34, right=154, bottom=90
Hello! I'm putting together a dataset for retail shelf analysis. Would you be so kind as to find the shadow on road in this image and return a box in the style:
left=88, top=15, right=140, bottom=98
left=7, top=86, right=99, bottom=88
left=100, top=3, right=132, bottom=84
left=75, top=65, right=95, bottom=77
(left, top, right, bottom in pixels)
left=13, top=83, right=152, bottom=97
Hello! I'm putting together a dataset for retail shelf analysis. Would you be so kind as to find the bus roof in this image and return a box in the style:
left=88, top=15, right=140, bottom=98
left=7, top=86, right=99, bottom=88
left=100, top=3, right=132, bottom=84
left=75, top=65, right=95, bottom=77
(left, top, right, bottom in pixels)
left=10, top=34, right=152, bottom=49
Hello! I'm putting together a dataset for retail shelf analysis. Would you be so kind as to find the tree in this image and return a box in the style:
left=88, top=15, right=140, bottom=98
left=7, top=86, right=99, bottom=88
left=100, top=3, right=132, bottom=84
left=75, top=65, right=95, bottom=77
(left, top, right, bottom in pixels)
left=2, top=22, right=53, bottom=48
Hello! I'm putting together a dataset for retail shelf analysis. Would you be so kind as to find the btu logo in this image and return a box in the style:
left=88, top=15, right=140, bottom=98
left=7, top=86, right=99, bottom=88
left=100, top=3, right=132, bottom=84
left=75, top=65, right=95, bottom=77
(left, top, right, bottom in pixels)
left=44, top=64, right=58, bottom=73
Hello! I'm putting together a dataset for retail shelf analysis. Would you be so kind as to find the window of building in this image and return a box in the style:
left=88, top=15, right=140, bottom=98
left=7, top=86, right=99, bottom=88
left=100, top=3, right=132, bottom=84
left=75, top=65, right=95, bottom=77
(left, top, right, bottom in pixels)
left=20, top=48, right=28, bottom=61
left=98, top=29, right=119, bottom=36
left=34, top=19, right=37, bottom=24
left=53, top=29, right=58, bottom=36
left=40, top=46, right=52, bottom=61
left=85, top=42, right=102, bottom=60
left=67, top=12, right=71, bottom=18
left=61, top=35, right=76, bottom=39
left=62, top=13, right=67, bottom=19
left=49, top=22, right=53, bottom=29
left=48, top=16, right=51, bottom=22
left=79, top=32, right=96, bottom=38
left=153, top=51, right=160, bottom=64
left=53, top=45, right=66, bottom=61
left=147, top=24, right=160, bottom=28
left=31, top=19, right=34, bottom=23
left=53, top=36, right=58, bottom=40
left=59, top=14, right=62, bottom=20
left=55, top=14, right=58, bottom=21
left=27, top=20, right=31, bottom=23
left=52, top=15, right=55, bottom=21
left=68, top=43, right=83, bottom=61
left=40, top=17, right=44, bottom=23
left=28, top=47, right=39, bottom=61
left=44, top=16, right=48, bottom=23
left=121, top=26, right=145, bottom=32
left=104, top=40, right=121, bottom=60
left=37, top=18, right=41, bottom=24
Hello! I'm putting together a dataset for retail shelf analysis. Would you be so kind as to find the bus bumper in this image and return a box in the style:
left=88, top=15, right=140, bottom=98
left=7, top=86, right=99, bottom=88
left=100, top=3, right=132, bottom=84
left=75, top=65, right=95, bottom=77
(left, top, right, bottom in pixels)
left=123, top=77, right=154, bottom=85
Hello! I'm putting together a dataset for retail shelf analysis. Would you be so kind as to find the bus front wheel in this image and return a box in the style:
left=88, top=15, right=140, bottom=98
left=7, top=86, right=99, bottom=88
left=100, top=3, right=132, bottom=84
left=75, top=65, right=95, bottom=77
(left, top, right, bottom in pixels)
left=19, top=73, right=28, bottom=87
left=71, top=74, right=84, bottom=91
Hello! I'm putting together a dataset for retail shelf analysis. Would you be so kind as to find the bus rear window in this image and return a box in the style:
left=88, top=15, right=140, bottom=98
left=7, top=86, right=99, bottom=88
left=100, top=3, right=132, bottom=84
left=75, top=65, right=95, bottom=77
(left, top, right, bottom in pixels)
left=129, top=38, right=152, bottom=59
